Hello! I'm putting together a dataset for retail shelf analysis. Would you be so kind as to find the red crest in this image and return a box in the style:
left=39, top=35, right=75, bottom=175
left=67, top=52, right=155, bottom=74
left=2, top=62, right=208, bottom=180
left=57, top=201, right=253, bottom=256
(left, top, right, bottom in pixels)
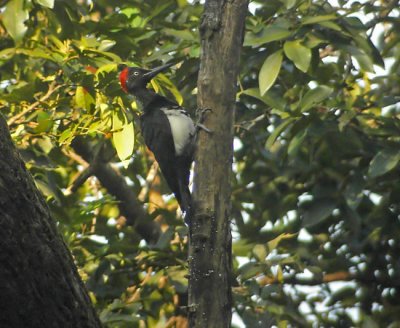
left=119, top=67, right=129, bottom=93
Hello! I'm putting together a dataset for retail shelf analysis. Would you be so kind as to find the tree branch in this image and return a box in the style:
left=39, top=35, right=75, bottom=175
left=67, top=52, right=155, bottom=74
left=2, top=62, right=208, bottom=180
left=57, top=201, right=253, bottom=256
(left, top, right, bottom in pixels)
left=71, top=137, right=161, bottom=244
left=7, top=80, right=63, bottom=127
left=258, top=271, right=400, bottom=288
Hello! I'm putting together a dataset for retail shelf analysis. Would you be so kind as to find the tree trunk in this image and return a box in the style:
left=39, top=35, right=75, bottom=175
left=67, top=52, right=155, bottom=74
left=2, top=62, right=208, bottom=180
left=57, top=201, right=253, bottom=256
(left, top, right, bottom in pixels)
left=189, top=0, right=248, bottom=327
left=0, top=115, right=101, bottom=328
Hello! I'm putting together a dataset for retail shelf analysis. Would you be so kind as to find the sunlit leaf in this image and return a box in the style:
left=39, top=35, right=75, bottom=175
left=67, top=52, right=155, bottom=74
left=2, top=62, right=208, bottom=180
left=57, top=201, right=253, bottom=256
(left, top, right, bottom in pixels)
left=36, top=0, right=54, bottom=8
left=253, top=244, right=267, bottom=262
left=35, top=111, right=53, bottom=133
left=112, top=110, right=135, bottom=161
left=75, top=86, right=95, bottom=110
left=267, top=233, right=298, bottom=253
left=284, top=40, right=311, bottom=73
left=98, top=40, right=116, bottom=52
left=2, top=0, right=29, bottom=42
left=259, top=50, right=283, bottom=96
left=59, top=128, right=74, bottom=145
left=276, top=266, right=283, bottom=283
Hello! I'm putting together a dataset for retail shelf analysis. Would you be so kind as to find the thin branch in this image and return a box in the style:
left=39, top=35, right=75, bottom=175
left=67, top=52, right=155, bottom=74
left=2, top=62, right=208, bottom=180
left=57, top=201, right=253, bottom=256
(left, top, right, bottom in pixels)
left=71, top=137, right=161, bottom=244
left=66, top=166, right=95, bottom=195
left=258, top=271, right=400, bottom=287
left=7, top=80, right=63, bottom=126
left=138, top=161, right=159, bottom=202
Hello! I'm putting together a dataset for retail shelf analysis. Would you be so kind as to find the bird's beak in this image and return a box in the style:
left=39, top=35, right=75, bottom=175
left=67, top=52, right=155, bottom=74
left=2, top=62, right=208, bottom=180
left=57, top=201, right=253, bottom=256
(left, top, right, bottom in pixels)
left=143, top=62, right=174, bottom=80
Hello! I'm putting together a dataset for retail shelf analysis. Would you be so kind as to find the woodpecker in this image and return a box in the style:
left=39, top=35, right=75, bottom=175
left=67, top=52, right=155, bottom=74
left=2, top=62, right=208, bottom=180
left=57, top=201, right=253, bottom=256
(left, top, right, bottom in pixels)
left=119, top=63, right=195, bottom=220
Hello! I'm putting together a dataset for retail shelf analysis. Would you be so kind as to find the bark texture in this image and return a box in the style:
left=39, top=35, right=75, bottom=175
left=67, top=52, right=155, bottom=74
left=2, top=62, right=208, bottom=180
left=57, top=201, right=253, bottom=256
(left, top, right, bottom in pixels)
left=189, top=0, right=248, bottom=327
left=0, top=115, right=101, bottom=328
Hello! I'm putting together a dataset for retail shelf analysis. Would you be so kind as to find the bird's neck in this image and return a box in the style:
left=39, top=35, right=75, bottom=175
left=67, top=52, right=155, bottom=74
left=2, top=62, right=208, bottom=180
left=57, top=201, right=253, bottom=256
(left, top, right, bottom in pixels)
left=132, top=88, right=167, bottom=111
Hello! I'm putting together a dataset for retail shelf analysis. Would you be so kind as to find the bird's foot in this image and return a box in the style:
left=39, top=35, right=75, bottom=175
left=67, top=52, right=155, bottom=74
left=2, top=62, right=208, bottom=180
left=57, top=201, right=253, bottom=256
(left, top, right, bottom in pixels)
left=196, top=123, right=212, bottom=133
left=196, top=107, right=212, bottom=134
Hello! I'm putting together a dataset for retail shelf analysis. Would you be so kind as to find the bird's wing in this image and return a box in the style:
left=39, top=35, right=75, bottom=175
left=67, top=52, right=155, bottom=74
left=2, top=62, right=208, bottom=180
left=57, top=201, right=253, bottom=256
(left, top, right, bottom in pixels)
left=160, top=105, right=196, bottom=157
left=140, top=109, right=183, bottom=206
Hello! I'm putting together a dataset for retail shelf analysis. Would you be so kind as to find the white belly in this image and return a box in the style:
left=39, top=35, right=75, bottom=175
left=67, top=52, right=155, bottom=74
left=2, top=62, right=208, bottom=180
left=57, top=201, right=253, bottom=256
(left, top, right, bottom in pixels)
left=161, top=108, right=195, bottom=156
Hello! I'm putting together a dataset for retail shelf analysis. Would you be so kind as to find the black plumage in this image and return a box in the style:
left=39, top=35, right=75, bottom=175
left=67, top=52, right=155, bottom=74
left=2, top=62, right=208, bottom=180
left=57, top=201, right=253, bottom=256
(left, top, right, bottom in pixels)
left=119, top=64, right=194, bottom=217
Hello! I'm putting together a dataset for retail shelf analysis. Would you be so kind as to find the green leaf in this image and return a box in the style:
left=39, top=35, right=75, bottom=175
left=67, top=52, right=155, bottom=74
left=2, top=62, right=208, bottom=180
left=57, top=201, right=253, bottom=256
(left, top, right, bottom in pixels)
left=265, top=118, right=296, bottom=149
left=326, top=286, right=355, bottom=306
left=98, top=40, right=116, bottom=52
left=299, top=86, right=333, bottom=112
left=301, top=14, right=337, bottom=25
left=35, top=111, right=53, bottom=133
left=36, top=0, right=54, bottom=8
left=238, top=262, right=263, bottom=281
left=267, top=233, right=297, bottom=253
left=368, top=149, right=400, bottom=178
left=288, top=129, right=307, bottom=156
left=259, top=50, right=283, bottom=96
left=241, top=88, right=285, bottom=111
left=302, top=199, right=336, bottom=227
left=253, top=244, right=267, bottom=262
left=177, top=0, right=188, bottom=7
left=352, top=34, right=384, bottom=67
left=59, top=128, right=74, bottom=145
left=2, top=0, right=29, bottom=42
left=340, top=45, right=375, bottom=72
left=157, top=74, right=183, bottom=106
left=284, top=40, right=311, bottom=73
left=233, top=240, right=253, bottom=257
left=163, top=28, right=195, bottom=41
left=112, top=111, right=135, bottom=161
left=318, top=20, right=343, bottom=32
left=75, top=87, right=95, bottom=110
left=96, top=63, right=118, bottom=76
left=0, top=48, right=16, bottom=62
left=244, top=26, right=291, bottom=47
left=281, top=0, right=297, bottom=9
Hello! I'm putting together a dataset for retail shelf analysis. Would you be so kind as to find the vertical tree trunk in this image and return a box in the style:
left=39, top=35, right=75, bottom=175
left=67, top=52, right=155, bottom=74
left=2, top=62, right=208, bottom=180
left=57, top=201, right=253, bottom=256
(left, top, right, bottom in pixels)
left=189, top=0, right=248, bottom=326
left=0, top=115, right=101, bottom=328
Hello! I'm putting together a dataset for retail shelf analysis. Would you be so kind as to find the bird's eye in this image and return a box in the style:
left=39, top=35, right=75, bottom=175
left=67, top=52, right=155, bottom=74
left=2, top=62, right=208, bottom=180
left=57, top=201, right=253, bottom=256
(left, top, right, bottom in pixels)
left=133, top=71, right=139, bottom=76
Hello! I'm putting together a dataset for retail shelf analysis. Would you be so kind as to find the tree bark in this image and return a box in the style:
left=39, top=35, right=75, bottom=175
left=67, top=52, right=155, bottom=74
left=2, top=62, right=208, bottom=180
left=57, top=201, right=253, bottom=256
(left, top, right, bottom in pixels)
left=189, top=0, right=248, bottom=327
left=0, top=115, right=101, bottom=328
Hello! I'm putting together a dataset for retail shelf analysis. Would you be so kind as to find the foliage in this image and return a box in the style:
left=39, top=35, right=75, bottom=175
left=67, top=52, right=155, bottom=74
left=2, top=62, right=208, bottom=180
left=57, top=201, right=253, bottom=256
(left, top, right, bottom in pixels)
left=1, top=0, right=400, bottom=326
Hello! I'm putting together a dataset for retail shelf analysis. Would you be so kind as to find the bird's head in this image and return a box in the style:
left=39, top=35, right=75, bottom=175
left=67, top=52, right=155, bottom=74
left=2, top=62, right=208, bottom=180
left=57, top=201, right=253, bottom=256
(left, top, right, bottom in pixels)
left=119, top=63, right=174, bottom=94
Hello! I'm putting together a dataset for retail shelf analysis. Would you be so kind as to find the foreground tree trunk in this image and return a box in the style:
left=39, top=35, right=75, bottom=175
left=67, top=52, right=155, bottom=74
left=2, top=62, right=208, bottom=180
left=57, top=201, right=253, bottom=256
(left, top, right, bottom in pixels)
left=0, top=115, right=101, bottom=328
left=189, top=0, right=248, bottom=326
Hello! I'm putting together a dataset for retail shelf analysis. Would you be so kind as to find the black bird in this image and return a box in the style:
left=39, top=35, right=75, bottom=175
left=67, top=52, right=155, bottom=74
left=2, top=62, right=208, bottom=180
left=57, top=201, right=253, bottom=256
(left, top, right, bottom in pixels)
left=119, top=63, right=195, bottom=220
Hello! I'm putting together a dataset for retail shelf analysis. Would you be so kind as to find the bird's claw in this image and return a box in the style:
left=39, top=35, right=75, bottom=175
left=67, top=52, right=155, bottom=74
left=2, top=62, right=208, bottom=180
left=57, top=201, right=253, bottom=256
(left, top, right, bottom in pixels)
left=196, top=123, right=212, bottom=133
left=196, top=107, right=212, bottom=133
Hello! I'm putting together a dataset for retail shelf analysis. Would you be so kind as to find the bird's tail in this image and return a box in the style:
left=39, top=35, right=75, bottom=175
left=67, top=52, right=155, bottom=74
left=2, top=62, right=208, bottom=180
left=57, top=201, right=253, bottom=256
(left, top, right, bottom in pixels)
left=178, top=180, right=192, bottom=225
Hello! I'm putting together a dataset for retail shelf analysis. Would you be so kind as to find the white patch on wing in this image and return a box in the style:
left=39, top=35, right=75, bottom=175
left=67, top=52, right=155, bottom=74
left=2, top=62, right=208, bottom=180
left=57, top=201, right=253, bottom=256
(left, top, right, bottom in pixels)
left=161, top=107, right=195, bottom=156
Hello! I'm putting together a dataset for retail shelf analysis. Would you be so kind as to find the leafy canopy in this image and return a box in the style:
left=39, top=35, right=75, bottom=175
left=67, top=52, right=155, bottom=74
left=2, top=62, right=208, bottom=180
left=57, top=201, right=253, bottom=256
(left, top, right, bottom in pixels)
left=1, top=0, right=400, bottom=326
